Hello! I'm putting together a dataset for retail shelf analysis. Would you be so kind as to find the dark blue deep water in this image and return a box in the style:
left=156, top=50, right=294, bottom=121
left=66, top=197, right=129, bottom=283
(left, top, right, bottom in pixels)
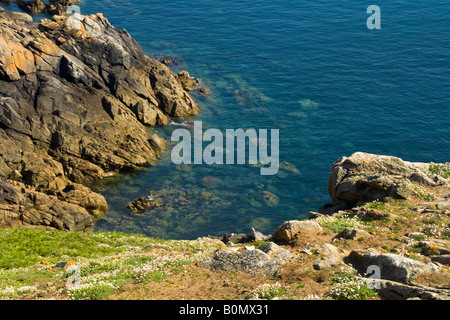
left=67, top=0, right=450, bottom=239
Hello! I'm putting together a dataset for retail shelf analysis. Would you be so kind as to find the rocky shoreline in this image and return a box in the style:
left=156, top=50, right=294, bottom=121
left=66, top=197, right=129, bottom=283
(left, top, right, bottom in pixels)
left=0, top=151, right=448, bottom=300
left=0, top=4, right=449, bottom=300
left=0, top=5, right=201, bottom=230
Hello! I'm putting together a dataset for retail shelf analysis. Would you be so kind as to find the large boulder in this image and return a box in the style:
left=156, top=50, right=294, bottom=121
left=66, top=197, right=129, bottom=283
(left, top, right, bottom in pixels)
left=345, top=249, right=440, bottom=284
left=320, top=152, right=448, bottom=214
left=198, top=246, right=287, bottom=277
left=272, top=220, right=322, bottom=243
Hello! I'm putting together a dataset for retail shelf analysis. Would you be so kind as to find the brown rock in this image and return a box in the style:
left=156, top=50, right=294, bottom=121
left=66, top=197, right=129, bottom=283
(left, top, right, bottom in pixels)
left=0, top=10, right=200, bottom=231
left=176, top=70, right=200, bottom=91
left=272, top=220, right=322, bottom=242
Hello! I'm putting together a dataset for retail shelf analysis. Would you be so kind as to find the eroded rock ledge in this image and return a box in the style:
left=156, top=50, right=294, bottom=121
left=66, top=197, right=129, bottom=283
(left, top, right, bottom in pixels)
left=0, top=9, right=199, bottom=230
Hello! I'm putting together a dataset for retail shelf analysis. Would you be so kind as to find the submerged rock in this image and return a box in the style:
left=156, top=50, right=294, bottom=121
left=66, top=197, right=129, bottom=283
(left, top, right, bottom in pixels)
left=127, top=197, right=163, bottom=214
left=261, top=191, right=279, bottom=206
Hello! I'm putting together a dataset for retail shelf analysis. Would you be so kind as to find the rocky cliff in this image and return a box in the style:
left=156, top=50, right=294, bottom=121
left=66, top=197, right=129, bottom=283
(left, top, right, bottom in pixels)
left=319, top=152, right=449, bottom=214
left=0, top=8, right=199, bottom=230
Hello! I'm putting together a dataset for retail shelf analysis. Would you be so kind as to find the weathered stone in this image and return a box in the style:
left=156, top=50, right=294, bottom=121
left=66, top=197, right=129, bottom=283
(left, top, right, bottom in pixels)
left=430, top=255, right=450, bottom=266
left=9, top=11, right=33, bottom=21
left=435, top=201, right=450, bottom=210
left=367, top=278, right=450, bottom=300
left=148, top=134, right=166, bottom=152
left=0, top=9, right=200, bottom=230
left=313, top=243, right=343, bottom=270
left=259, top=241, right=295, bottom=261
left=221, top=233, right=247, bottom=245
left=417, top=239, right=450, bottom=256
left=346, top=249, right=440, bottom=284
left=0, top=178, right=93, bottom=231
left=241, top=230, right=268, bottom=243
left=57, top=183, right=107, bottom=219
left=300, top=243, right=320, bottom=255
left=272, top=220, right=322, bottom=242
left=199, top=247, right=282, bottom=276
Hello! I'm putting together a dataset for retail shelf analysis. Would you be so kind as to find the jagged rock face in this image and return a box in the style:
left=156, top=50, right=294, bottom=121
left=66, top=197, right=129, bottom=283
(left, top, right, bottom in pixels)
left=0, top=10, right=199, bottom=230
left=321, top=152, right=448, bottom=214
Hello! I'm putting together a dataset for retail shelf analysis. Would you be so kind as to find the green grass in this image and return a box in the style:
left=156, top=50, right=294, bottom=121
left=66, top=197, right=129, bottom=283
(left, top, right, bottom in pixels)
left=427, top=163, right=450, bottom=180
left=0, top=228, right=168, bottom=269
left=329, top=273, right=378, bottom=300
left=410, top=183, right=436, bottom=202
left=0, top=228, right=223, bottom=300
left=364, top=201, right=387, bottom=210
left=316, top=216, right=373, bottom=234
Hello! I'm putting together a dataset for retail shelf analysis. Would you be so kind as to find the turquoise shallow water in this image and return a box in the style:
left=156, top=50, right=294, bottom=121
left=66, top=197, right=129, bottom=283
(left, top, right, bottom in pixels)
left=67, top=0, right=450, bottom=239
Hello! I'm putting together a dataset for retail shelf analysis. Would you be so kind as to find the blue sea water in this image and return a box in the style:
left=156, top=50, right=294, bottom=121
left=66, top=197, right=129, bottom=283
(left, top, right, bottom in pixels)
left=64, top=1, right=450, bottom=239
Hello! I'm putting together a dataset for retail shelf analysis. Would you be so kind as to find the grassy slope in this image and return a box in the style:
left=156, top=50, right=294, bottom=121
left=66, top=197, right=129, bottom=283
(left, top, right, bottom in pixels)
left=0, top=184, right=449, bottom=300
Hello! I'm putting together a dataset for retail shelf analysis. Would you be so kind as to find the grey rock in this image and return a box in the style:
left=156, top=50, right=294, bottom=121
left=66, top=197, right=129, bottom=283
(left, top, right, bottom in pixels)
left=259, top=241, right=295, bottom=261
left=346, top=249, right=440, bottom=284
left=199, top=247, right=282, bottom=277
left=435, top=201, right=450, bottom=210
left=300, top=243, right=320, bottom=255
left=313, top=243, right=343, bottom=270
left=430, top=255, right=450, bottom=266
left=364, top=278, right=450, bottom=300
left=0, top=10, right=200, bottom=230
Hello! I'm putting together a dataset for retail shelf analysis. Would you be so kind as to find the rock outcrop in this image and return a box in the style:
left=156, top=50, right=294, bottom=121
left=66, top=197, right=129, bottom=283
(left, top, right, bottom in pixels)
left=271, top=220, right=322, bottom=242
left=0, top=9, right=199, bottom=230
left=320, top=152, right=448, bottom=214
left=198, top=243, right=293, bottom=277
